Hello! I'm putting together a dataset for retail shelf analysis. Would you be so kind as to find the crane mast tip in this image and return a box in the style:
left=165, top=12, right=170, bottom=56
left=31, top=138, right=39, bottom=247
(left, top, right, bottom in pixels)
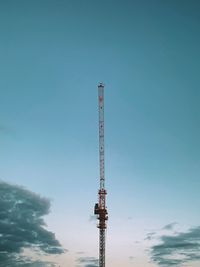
left=98, top=82, right=105, bottom=88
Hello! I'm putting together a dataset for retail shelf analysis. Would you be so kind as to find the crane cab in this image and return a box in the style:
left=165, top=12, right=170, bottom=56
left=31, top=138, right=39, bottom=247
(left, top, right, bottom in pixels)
left=94, top=203, right=99, bottom=215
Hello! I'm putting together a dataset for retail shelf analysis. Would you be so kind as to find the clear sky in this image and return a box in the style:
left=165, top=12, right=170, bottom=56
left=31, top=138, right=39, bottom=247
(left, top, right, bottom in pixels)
left=0, top=1, right=200, bottom=267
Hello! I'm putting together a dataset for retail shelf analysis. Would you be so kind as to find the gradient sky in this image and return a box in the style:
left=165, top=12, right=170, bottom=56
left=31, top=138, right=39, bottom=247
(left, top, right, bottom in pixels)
left=0, top=1, right=200, bottom=266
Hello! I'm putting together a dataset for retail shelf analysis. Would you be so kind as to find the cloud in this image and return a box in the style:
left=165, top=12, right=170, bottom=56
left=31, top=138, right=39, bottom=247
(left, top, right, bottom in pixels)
left=76, top=256, right=98, bottom=267
left=76, top=251, right=85, bottom=255
left=145, top=232, right=157, bottom=241
left=162, top=222, right=177, bottom=231
left=1, top=258, right=58, bottom=267
left=150, top=226, right=200, bottom=266
left=0, top=181, right=65, bottom=267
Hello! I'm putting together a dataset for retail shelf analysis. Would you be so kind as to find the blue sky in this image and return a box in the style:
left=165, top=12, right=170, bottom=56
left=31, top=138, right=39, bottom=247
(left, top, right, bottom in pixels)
left=0, top=1, right=200, bottom=266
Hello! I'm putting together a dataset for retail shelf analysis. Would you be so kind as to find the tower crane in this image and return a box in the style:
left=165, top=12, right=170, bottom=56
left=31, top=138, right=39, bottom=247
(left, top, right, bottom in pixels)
left=94, top=83, right=108, bottom=267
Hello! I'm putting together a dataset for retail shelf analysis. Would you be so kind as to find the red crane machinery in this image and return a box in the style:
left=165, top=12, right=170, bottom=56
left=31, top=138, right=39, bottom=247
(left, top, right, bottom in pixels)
left=94, top=82, right=108, bottom=267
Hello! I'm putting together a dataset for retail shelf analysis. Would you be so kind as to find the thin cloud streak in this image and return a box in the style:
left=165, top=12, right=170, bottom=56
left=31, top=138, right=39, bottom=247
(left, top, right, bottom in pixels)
left=162, top=222, right=177, bottom=231
left=76, top=256, right=98, bottom=267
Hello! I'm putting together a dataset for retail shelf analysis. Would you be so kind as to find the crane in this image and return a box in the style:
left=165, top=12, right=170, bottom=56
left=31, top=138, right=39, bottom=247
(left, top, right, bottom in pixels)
left=94, top=82, right=108, bottom=267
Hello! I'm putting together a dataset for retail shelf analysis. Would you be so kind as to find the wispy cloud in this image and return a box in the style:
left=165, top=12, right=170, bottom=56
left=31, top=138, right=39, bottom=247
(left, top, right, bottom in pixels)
left=76, top=251, right=85, bottom=255
left=150, top=225, right=200, bottom=266
left=162, top=222, right=177, bottom=231
left=76, top=256, right=98, bottom=267
left=145, top=232, right=157, bottom=241
left=0, top=181, right=65, bottom=267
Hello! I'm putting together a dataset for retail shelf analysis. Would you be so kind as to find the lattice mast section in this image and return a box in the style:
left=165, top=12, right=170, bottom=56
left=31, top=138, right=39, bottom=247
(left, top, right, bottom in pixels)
left=94, top=83, right=108, bottom=267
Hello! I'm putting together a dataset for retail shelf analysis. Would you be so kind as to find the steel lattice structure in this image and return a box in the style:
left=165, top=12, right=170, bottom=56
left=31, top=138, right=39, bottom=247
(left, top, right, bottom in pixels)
left=94, top=83, right=108, bottom=267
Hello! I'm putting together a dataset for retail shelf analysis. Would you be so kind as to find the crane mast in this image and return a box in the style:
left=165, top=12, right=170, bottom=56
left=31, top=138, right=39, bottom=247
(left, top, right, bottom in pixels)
left=94, top=83, right=108, bottom=267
